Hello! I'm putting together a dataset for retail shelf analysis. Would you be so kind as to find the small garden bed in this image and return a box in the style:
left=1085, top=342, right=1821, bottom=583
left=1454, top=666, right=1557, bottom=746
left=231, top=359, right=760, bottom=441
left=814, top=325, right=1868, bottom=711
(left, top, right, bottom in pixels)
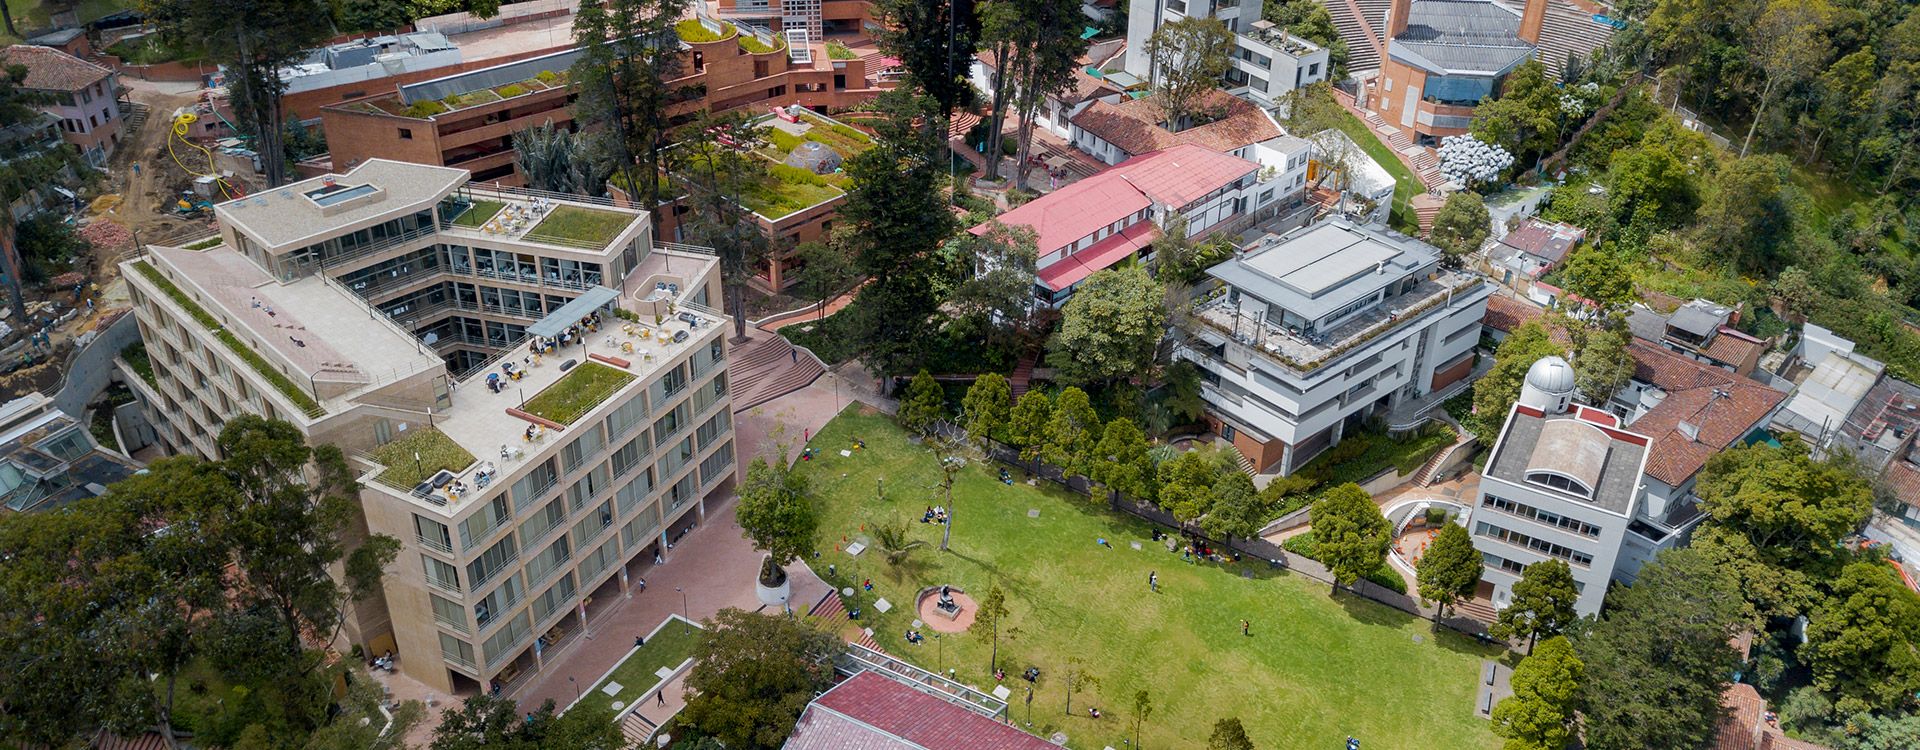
left=740, top=165, right=845, bottom=219
left=120, top=342, right=156, bottom=388
left=738, top=32, right=784, bottom=54
left=525, top=205, right=635, bottom=248
left=522, top=362, right=636, bottom=425
left=587, top=617, right=704, bottom=707
left=452, top=199, right=506, bottom=228
left=369, top=426, right=476, bottom=489
left=826, top=41, right=857, bottom=59
left=675, top=18, right=733, bottom=43
left=1281, top=531, right=1408, bottom=594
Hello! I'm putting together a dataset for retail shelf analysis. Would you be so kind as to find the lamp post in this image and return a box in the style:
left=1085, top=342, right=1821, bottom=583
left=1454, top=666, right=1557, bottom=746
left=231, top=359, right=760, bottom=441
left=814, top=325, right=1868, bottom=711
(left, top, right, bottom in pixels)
left=677, top=586, right=689, bottom=621
left=570, top=675, right=578, bottom=701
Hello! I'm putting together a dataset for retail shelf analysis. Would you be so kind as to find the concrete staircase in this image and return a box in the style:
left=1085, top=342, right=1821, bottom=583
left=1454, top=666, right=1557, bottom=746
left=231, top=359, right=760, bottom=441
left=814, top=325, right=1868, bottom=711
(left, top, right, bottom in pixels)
left=1454, top=597, right=1500, bottom=625
left=1412, top=432, right=1472, bottom=486
left=1008, top=354, right=1037, bottom=400
left=1529, top=0, right=1618, bottom=80
left=619, top=712, right=657, bottom=746
left=731, top=331, right=826, bottom=411
left=124, top=101, right=150, bottom=132
left=807, top=590, right=886, bottom=652
left=1329, top=0, right=1393, bottom=73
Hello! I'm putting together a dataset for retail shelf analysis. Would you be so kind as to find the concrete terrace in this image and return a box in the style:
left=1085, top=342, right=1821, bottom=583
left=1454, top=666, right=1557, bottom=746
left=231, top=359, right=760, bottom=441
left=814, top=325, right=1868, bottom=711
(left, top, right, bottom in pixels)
left=1192, top=268, right=1484, bottom=371
left=218, top=160, right=469, bottom=251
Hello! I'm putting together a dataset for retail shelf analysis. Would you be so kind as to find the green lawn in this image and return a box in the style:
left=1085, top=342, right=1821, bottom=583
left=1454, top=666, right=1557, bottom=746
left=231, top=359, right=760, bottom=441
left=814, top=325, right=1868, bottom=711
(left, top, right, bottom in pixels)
left=585, top=617, right=704, bottom=711
left=525, top=205, right=635, bottom=248
left=452, top=199, right=505, bottom=228
left=1335, top=112, right=1426, bottom=234
left=522, top=362, right=635, bottom=425
left=369, top=426, right=476, bottom=489
left=799, top=407, right=1503, bottom=750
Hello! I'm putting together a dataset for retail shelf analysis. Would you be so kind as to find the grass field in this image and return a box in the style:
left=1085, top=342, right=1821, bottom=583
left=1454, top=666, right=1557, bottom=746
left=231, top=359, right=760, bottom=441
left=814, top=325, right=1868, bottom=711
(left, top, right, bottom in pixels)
left=585, top=617, right=704, bottom=711
left=798, top=407, right=1502, bottom=750
left=1335, top=112, right=1425, bottom=234
left=452, top=199, right=505, bottom=228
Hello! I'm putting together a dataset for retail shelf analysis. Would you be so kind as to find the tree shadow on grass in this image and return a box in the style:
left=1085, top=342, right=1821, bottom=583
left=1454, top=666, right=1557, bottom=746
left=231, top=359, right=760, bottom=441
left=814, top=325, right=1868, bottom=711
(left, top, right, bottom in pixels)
left=1333, top=587, right=1428, bottom=630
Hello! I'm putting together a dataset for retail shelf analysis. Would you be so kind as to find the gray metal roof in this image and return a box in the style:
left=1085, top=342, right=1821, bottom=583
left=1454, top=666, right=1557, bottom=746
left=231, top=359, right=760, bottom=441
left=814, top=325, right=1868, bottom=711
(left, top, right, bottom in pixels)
left=1626, top=306, right=1668, bottom=343
left=1207, top=221, right=1441, bottom=323
left=1667, top=301, right=1731, bottom=339
left=1389, top=0, right=1533, bottom=75
left=1487, top=411, right=1646, bottom=515
left=527, top=286, right=620, bottom=338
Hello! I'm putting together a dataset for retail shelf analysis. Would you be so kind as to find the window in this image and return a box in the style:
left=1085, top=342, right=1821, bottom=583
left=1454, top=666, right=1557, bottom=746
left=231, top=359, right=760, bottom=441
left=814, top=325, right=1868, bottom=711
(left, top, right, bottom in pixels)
left=532, top=572, right=577, bottom=622
left=1525, top=472, right=1593, bottom=499
left=524, top=536, right=572, bottom=586
left=522, top=497, right=568, bottom=543
left=572, top=501, right=615, bottom=550
left=466, top=534, right=519, bottom=589
left=650, top=365, right=687, bottom=404
left=440, top=633, right=476, bottom=669
left=472, top=573, right=524, bottom=629
left=482, top=611, right=532, bottom=667
left=565, top=464, right=611, bottom=511
left=424, top=555, right=462, bottom=593
left=1482, top=495, right=1602, bottom=537
left=579, top=540, right=619, bottom=582
left=621, top=501, right=662, bottom=548
left=696, top=411, right=731, bottom=449
left=605, top=396, right=648, bottom=439
left=431, top=593, right=468, bottom=633
left=700, top=441, right=735, bottom=485
left=1475, top=522, right=1594, bottom=567
left=653, top=401, right=692, bottom=443
left=511, top=459, right=559, bottom=512
left=562, top=425, right=605, bottom=473
left=612, top=434, right=650, bottom=477
left=658, top=436, right=696, bottom=479
left=399, top=128, right=413, bottom=139
left=617, top=468, right=655, bottom=515
left=415, top=514, right=453, bottom=553
left=458, top=495, right=511, bottom=549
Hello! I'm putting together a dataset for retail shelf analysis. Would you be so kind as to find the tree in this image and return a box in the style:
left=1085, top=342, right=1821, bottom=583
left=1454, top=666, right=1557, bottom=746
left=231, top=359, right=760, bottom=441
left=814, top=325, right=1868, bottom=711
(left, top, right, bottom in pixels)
left=1696, top=154, right=1795, bottom=275
left=1309, top=483, right=1390, bottom=593
left=899, top=369, right=948, bottom=436
left=1263, top=0, right=1349, bottom=77
left=429, top=695, right=623, bottom=750
left=872, top=0, right=980, bottom=120
left=680, top=609, right=842, bottom=749
left=1156, top=449, right=1223, bottom=527
left=950, top=222, right=1040, bottom=340
left=511, top=120, right=606, bottom=195
left=1207, top=717, right=1256, bottom=750
left=842, top=88, right=959, bottom=375
left=572, top=0, right=686, bottom=218
left=1689, top=524, right=1820, bottom=626
left=1773, top=265, right=1819, bottom=320
left=870, top=517, right=928, bottom=566
left=1605, top=119, right=1709, bottom=233
left=1063, top=658, right=1099, bottom=716
left=672, top=111, right=773, bottom=342
left=1801, top=562, right=1920, bottom=712
left=1043, top=386, right=1102, bottom=477
left=1416, top=522, right=1482, bottom=629
left=1742, top=0, right=1834, bottom=157
left=148, top=0, right=333, bottom=185
left=1471, top=321, right=1564, bottom=438
left=1006, top=390, right=1053, bottom=463
left=1558, top=249, right=1636, bottom=317
left=1047, top=266, right=1168, bottom=386
left=792, top=235, right=859, bottom=320
left=1488, top=559, right=1579, bottom=652
left=736, top=457, right=818, bottom=589
left=1090, top=417, right=1155, bottom=502
left=1843, top=713, right=1920, bottom=750
left=1203, top=471, right=1263, bottom=547
left=969, top=585, right=1012, bottom=671
left=1130, top=689, right=1153, bottom=747
left=1144, top=16, right=1234, bottom=128
left=1696, top=441, right=1874, bottom=570
left=1572, top=327, right=1636, bottom=404
left=1470, top=59, right=1565, bottom=164
left=961, top=373, right=1013, bottom=454
left=1428, top=191, right=1491, bottom=263
left=1575, top=549, right=1744, bottom=750
left=1490, top=636, right=1585, bottom=750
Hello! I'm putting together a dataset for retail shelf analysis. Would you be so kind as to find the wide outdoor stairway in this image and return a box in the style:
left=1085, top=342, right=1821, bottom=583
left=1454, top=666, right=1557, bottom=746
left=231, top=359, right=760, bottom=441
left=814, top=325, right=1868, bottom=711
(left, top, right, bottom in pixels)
left=1327, top=0, right=1393, bottom=72
left=619, top=712, right=656, bottom=746
left=1455, top=596, right=1500, bottom=625
left=807, top=590, right=886, bottom=652
left=731, top=329, right=826, bottom=411
left=1008, top=354, right=1037, bottom=399
left=1520, top=0, right=1618, bottom=80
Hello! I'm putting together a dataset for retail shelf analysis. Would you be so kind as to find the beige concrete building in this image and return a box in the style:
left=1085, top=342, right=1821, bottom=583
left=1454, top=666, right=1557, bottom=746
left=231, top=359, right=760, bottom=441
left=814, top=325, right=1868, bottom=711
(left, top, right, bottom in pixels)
left=121, top=160, right=737, bottom=694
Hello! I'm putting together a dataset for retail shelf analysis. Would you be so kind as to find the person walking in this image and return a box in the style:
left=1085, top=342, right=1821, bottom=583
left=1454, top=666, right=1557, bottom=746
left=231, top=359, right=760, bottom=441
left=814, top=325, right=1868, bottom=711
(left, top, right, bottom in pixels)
left=1241, top=619, right=1251, bottom=636
left=1148, top=571, right=1158, bottom=593
left=656, top=690, right=666, bottom=707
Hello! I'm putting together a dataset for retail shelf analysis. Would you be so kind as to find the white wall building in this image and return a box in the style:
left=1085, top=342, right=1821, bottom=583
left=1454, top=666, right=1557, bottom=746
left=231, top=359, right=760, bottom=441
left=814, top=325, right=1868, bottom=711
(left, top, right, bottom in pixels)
left=1175, top=220, right=1490, bottom=474
left=1123, top=0, right=1329, bottom=107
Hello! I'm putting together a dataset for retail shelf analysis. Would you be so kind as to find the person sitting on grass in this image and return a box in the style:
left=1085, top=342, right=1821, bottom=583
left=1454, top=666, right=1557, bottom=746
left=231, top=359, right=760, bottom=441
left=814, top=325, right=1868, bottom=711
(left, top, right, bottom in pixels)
left=1088, top=707, right=1101, bottom=719
left=922, top=506, right=936, bottom=523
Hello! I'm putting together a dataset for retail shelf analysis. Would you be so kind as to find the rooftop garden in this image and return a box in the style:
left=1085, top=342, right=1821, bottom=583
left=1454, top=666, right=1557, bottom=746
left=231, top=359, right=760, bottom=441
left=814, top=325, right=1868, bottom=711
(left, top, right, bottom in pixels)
left=826, top=41, right=857, bottom=60
left=181, top=236, right=222, bottom=251
left=740, top=164, right=846, bottom=219
left=132, top=261, right=325, bottom=417
left=119, top=341, right=156, bottom=389
left=522, top=362, right=635, bottom=425
left=675, top=18, right=733, bottom=43
left=524, top=205, right=635, bottom=248
left=451, top=199, right=506, bottom=228
left=737, top=31, right=783, bottom=55
left=368, top=426, right=476, bottom=489
left=367, top=70, right=569, bottom=119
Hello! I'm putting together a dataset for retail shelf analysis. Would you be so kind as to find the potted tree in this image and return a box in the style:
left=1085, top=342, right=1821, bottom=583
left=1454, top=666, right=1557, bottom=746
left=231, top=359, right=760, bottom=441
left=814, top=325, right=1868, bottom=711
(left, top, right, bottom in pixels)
left=736, top=456, right=818, bottom=609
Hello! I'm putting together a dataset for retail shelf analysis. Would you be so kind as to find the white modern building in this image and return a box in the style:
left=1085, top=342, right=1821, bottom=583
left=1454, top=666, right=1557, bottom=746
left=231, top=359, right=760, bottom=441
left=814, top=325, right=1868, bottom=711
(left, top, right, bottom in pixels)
left=122, top=160, right=737, bottom=695
left=1122, top=0, right=1330, bottom=106
left=1475, top=357, right=1650, bottom=616
left=1175, top=220, right=1490, bottom=474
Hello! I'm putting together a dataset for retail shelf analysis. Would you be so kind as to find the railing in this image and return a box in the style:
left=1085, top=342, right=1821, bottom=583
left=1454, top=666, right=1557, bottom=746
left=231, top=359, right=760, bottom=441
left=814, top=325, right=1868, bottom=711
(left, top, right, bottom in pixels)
left=317, top=224, right=440, bottom=271
left=1192, top=275, right=1488, bottom=377
left=655, top=241, right=718, bottom=256
left=833, top=644, right=1010, bottom=720
left=426, top=575, right=464, bottom=595
left=417, top=533, right=454, bottom=555
left=435, top=609, right=472, bottom=635
left=442, top=649, right=478, bottom=671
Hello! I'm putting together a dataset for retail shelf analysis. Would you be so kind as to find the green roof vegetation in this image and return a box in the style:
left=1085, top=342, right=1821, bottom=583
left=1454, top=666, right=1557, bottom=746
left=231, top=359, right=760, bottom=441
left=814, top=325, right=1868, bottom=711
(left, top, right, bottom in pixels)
left=452, top=199, right=505, bottom=228
left=1332, top=111, right=1423, bottom=235
left=403, top=99, right=449, bottom=119
left=587, top=618, right=704, bottom=707
left=525, top=205, right=635, bottom=248
left=120, top=341, right=156, bottom=389
left=826, top=41, right=856, bottom=60
left=675, top=18, right=732, bottom=43
left=740, top=164, right=846, bottom=219
left=522, top=362, right=635, bottom=425
left=369, top=426, right=476, bottom=489
left=133, top=261, right=325, bottom=417
left=182, top=236, right=222, bottom=251
left=738, top=32, right=782, bottom=54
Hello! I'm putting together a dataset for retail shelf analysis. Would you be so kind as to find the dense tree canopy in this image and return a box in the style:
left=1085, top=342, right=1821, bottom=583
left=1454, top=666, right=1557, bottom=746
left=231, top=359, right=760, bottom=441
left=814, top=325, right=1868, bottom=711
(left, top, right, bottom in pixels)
left=1046, top=266, right=1168, bottom=386
left=681, top=609, right=842, bottom=749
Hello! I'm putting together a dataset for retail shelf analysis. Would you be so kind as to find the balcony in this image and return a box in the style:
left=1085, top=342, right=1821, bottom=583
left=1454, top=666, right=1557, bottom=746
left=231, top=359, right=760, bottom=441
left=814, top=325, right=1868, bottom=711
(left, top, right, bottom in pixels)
left=1189, top=270, right=1486, bottom=376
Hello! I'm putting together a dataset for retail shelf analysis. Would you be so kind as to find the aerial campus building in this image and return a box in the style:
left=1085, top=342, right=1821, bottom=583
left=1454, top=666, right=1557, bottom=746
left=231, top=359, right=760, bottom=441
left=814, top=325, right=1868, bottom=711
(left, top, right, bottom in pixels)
left=121, top=159, right=737, bottom=694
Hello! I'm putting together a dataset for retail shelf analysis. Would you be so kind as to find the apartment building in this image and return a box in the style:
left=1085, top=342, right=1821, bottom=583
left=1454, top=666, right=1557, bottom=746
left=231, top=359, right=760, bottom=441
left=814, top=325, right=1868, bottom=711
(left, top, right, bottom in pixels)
left=120, top=159, right=737, bottom=694
left=2, top=44, right=123, bottom=167
left=1175, top=220, right=1490, bottom=474
left=1474, top=356, right=1651, bottom=616
left=1122, top=0, right=1330, bottom=108
left=320, top=15, right=889, bottom=186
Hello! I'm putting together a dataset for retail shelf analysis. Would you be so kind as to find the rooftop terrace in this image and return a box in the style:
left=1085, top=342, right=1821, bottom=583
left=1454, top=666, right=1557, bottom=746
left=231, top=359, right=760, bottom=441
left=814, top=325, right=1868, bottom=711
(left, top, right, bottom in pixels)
left=1191, top=268, right=1485, bottom=374
left=216, top=159, right=469, bottom=251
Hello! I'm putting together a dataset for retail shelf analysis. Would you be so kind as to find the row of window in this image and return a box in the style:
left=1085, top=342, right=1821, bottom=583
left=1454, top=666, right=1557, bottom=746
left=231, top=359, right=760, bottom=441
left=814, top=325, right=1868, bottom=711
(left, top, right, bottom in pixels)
left=1475, top=521, right=1594, bottom=567
left=1480, top=552, right=1586, bottom=593
left=1481, top=495, right=1603, bottom=538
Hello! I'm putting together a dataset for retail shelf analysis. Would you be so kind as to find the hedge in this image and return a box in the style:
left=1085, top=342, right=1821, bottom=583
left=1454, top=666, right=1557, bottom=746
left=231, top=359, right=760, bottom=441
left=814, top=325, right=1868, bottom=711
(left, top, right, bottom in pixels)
left=1280, top=531, right=1407, bottom=595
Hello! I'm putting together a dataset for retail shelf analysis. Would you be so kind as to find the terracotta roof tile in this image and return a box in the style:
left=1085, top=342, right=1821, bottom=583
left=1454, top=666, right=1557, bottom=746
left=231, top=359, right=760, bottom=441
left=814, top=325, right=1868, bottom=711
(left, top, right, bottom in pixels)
left=1702, top=327, right=1766, bottom=370
left=1483, top=295, right=1544, bottom=333
left=1627, top=341, right=1785, bottom=486
left=1886, top=461, right=1920, bottom=509
left=786, top=671, right=1057, bottom=750
left=1068, top=90, right=1281, bottom=157
left=1, top=44, right=111, bottom=92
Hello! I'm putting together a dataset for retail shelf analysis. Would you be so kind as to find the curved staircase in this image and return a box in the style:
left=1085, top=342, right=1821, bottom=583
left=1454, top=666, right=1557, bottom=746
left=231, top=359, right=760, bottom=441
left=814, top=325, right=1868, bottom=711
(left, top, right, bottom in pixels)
left=731, top=331, right=826, bottom=411
left=807, top=590, right=887, bottom=653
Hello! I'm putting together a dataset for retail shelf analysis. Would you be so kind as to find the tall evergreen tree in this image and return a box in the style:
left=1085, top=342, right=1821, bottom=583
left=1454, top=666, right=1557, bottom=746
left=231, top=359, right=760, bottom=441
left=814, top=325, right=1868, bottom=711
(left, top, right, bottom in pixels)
left=1488, top=559, right=1580, bottom=652
left=573, top=0, right=687, bottom=217
left=1416, top=522, right=1483, bottom=629
left=672, top=111, right=772, bottom=342
left=1310, top=483, right=1391, bottom=594
left=961, top=372, right=1013, bottom=453
left=1490, top=636, right=1584, bottom=750
left=1574, top=549, right=1743, bottom=750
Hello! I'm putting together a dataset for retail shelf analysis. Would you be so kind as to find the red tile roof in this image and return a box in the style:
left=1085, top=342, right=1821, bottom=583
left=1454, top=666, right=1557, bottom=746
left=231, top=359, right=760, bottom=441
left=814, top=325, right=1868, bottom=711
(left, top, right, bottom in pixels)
left=1068, top=90, right=1281, bottom=157
left=1498, top=219, right=1584, bottom=264
left=972, top=144, right=1256, bottom=255
left=1, top=44, right=111, bottom=92
left=1714, top=683, right=1831, bottom=750
left=785, top=670, right=1057, bottom=750
left=1702, top=327, right=1766, bottom=372
left=1035, top=221, right=1158, bottom=291
left=1886, top=461, right=1920, bottom=509
left=1627, top=340, right=1785, bottom=486
left=1483, top=295, right=1544, bottom=333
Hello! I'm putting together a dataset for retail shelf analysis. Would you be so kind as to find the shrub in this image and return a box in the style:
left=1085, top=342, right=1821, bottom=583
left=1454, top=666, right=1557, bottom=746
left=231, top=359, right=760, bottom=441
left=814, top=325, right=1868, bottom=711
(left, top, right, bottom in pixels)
left=1281, top=531, right=1405, bottom=594
left=675, top=18, right=730, bottom=43
left=767, top=128, right=805, bottom=153
left=739, top=33, right=781, bottom=54
left=535, top=70, right=559, bottom=83
left=497, top=84, right=527, bottom=98
left=829, top=123, right=872, bottom=143
left=404, top=99, right=449, bottom=118
left=826, top=41, right=856, bottom=60
left=769, top=163, right=829, bottom=186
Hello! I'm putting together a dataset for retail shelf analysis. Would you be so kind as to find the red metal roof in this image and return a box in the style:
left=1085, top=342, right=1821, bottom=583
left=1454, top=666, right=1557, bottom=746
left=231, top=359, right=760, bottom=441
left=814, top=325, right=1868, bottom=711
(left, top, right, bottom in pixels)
left=1036, top=221, right=1159, bottom=291
left=972, top=144, right=1255, bottom=256
left=785, top=671, right=1057, bottom=750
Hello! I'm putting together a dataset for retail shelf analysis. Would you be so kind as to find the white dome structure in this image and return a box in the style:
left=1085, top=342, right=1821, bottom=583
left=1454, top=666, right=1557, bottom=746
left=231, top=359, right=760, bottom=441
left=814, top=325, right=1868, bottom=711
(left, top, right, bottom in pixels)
left=1519, top=355, right=1576, bottom=414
